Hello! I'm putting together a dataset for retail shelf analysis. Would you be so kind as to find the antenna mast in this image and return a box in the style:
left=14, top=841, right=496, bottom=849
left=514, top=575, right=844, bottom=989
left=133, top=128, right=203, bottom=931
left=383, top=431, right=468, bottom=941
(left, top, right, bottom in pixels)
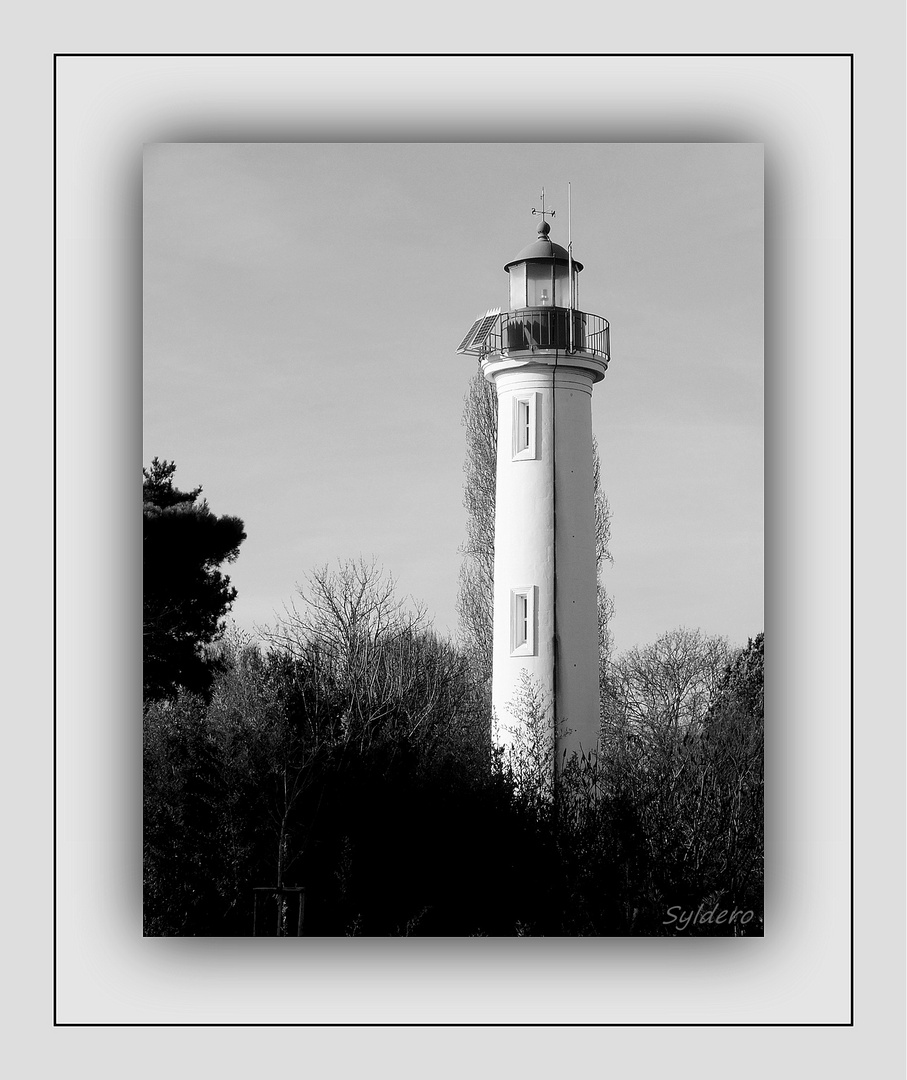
left=567, top=182, right=574, bottom=353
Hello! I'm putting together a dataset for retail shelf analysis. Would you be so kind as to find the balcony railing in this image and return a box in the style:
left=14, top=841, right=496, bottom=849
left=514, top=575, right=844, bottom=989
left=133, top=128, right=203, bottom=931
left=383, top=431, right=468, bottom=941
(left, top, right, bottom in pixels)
left=458, top=308, right=610, bottom=362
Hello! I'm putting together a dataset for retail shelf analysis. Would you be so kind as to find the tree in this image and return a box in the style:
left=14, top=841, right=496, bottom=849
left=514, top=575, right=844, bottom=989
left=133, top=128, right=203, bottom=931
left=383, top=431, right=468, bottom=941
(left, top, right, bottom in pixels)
left=589, top=629, right=763, bottom=934
left=706, top=632, right=764, bottom=730
left=457, top=370, right=498, bottom=693
left=143, top=458, right=246, bottom=701
left=267, top=558, right=486, bottom=763
left=696, top=633, right=764, bottom=913
left=603, top=627, right=733, bottom=751
left=592, top=436, right=615, bottom=669
left=457, top=369, right=613, bottom=693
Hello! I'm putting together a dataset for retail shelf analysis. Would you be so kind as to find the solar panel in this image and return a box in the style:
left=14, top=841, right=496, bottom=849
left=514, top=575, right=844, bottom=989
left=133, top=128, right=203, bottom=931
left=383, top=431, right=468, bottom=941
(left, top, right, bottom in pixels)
left=456, top=308, right=501, bottom=354
left=468, top=312, right=499, bottom=350
left=457, top=317, right=484, bottom=354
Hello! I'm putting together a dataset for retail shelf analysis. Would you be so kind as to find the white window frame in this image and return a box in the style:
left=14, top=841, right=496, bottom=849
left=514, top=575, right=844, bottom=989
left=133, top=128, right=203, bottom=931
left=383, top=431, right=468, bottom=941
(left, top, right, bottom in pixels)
left=510, top=586, right=538, bottom=656
left=512, top=392, right=539, bottom=461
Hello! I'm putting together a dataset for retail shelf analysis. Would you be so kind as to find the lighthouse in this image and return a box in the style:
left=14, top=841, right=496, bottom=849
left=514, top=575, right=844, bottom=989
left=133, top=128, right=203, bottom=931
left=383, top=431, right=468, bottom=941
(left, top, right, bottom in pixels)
left=457, top=196, right=610, bottom=767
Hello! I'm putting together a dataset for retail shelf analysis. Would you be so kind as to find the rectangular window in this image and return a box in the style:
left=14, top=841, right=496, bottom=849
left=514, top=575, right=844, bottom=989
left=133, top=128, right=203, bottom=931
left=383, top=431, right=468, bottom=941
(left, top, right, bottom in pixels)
left=519, top=399, right=531, bottom=449
left=510, top=586, right=537, bottom=656
left=517, top=593, right=529, bottom=645
left=512, top=393, right=539, bottom=461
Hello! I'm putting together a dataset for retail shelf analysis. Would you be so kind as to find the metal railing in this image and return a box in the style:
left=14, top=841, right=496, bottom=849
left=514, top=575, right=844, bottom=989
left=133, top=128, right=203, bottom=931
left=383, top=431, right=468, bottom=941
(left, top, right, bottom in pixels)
left=461, top=308, right=610, bottom=361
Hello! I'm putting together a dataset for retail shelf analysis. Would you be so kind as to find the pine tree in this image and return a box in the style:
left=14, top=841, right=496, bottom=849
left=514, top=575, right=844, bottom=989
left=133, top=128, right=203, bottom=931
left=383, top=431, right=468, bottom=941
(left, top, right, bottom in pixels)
left=143, top=458, right=246, bottom=700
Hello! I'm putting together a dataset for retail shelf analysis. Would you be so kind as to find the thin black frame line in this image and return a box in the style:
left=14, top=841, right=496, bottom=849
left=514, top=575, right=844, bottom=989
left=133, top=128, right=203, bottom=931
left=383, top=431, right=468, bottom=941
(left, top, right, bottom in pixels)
left=52, top=50, right=58, bottom=1030
left=848, top=51, right=855, bottom=1027
left=51, top=51, right=855, bottom=59
left=54, top=1021, right=855, bottom=1028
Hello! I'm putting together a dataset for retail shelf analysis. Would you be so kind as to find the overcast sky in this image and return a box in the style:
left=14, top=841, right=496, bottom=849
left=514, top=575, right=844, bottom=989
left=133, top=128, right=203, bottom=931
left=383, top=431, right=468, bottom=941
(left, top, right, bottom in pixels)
left=143, top=142, right=763, bottom=654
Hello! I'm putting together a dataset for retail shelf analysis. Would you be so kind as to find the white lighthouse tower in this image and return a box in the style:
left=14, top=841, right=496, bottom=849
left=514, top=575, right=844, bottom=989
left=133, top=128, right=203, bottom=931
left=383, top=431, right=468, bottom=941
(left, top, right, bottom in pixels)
left=457, top=195, right=610, bottom=767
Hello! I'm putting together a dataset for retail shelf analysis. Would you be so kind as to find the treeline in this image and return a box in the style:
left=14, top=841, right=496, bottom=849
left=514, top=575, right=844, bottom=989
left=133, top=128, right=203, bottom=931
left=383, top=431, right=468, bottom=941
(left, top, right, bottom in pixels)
left=143, top=456, right=762, bottom=935
left=144, top=559, right=763, bottom=936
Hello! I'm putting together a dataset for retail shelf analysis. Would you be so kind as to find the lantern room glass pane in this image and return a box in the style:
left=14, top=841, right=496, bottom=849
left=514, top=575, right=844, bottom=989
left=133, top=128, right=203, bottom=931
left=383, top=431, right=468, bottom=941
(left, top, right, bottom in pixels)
left=526, top=263, right=554, bottom=306
left=554, top=264, right=571, bottom=307
left=508, top=262, right=526, bottom=310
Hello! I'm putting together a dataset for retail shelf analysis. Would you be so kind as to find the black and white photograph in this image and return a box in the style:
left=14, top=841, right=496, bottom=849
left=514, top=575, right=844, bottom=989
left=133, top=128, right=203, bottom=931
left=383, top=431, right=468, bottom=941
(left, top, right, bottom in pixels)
left=47, top=48, right=886, bottom=1043
left=142, top=142, right=764, bottom=937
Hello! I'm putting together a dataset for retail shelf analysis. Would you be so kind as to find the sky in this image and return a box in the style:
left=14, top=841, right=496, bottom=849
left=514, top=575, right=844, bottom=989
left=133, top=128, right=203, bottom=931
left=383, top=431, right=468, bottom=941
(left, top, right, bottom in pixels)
left=143, top=142, right=763, bottom=654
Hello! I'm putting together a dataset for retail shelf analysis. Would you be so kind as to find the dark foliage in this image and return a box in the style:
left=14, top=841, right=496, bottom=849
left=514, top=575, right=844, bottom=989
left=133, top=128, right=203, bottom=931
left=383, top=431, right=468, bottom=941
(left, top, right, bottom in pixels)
left=144, top=633, right=539, bottom=936
left=144, top=609, right=764, bottom=936
left=143, top=458, right=246, bottom=701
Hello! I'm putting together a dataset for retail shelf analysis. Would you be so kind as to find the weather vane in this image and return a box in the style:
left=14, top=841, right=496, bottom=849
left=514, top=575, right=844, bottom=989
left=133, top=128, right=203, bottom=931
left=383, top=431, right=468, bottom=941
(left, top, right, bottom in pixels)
left=531, top=188, right=556, bottom=224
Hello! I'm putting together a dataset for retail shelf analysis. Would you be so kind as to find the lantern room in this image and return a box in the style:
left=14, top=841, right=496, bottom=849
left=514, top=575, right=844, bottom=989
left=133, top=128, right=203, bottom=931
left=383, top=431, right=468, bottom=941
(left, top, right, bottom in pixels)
left=456, top=208, right=610, bottom=369
left=503, top=219, right=583, bottom=311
